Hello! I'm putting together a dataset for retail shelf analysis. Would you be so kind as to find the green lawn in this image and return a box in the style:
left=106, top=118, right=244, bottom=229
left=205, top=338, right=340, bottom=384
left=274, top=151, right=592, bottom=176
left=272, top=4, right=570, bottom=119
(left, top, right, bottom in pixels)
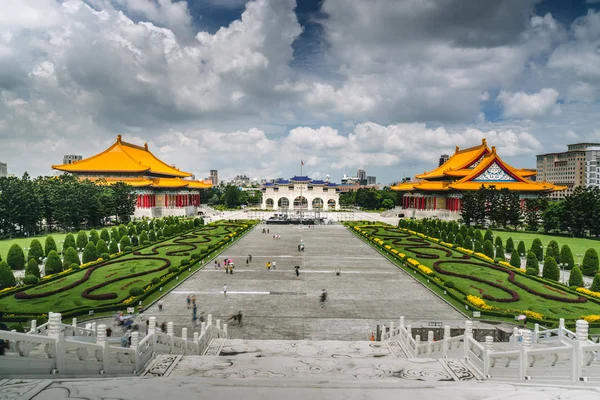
left=353, top=224, right=600, bottom=321
left=0, top=230, right=93, bottom=262
left=0, top=222, right=250, bottom=315
left=485, top=230, right=600, bottom=260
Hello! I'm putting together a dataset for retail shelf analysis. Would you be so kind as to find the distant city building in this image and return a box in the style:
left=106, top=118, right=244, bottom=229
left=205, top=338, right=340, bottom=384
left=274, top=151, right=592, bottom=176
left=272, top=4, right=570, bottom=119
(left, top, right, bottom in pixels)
left=366, top=176, right=376, bottom=185
left=357, top=168, right=366, bottom=181
left=209, top=170, right=219, bottom=186
left=0, top=162, right=7, bottom=177
left=438, top=154, right=450, bottom=167
left=232, top=175, right=250, bottom=185
left=536, top=143, right=600, bottom=199
left=341, top=174, right=360, bottom=185
left=63, top=155, right=82, bottom=165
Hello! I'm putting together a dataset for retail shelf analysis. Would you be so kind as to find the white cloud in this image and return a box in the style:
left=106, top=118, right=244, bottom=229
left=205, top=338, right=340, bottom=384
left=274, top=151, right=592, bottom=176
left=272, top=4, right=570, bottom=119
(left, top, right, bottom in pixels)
left=497, top=88, right=561, bottom=118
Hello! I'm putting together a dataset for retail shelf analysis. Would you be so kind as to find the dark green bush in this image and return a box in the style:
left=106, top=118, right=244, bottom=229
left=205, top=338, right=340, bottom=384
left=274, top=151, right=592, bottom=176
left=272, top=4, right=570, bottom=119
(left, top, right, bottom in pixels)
left=82, top=242, right=97, bottom=264
left=44, top=250, right=63, bottom=275
left=590, top=273, right=600, bottom=292
left=444, top=281, right=455, bottom=288
left=561, top=244, right=574, bottom=270
left=7, top=244, right=25, bottom=270
left=23, top=275, right=38, bottom=285
left=483, top=240, right=494, bottom=260
left=129, top=287, right=144, bottom=296
left=190, top=253, right=201, bottom=260
left=168, top=266, right=179, bottom=273
left=569, top=266, right=584, bottom=287
left=101, top=253, right=110, bottom=260
left=0, top=261, right=16, bottom=289
left=25, top=258, right=40, bottom=278
left=506, top=237, right=514, bottom=253
left=151, top=277, right=160, bottom=284
left=123, top=246, right=133, bottom=253
left=180, top=259, right=190, bottom=266
left=582, top=248, right=599, bottom=277
left=542, top=256, right=560, bottom=281
left=531, top=238, right=543, bottom=261
left=510, top=249, right=521, bottom=269
left=517, top=241, right=526, bottom=257
left=27, top=239, right=44, bottom=263
left=526, top=251, right=539, bottom=276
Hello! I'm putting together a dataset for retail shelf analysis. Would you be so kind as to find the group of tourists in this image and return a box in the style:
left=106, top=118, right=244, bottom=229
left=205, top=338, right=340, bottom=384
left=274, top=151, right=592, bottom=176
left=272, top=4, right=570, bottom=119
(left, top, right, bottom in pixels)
left=265, top=260, right=277, bottom=270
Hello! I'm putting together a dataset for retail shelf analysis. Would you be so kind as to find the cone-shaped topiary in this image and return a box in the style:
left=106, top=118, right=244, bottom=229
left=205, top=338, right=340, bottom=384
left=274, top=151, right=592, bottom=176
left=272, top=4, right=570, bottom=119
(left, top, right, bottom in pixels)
left=582, top=248, right=599, bottom=277
left=82, top=242, right=97, bottom=264
left=569, top=266, right=584, bottom=287
left=531, top=238, right=543, bottom=261
left=495, top=244, right=505, bottom=261
left=447, top=231, right=455, bottom=244
left=89, top=229, right=99, bottom=245
left=482, top=240, right=494, bottom=259
left=484, top=229, right=493, bottom=243
left=119, top=235, right=131, bottom=249
left=45, top=250, right=63, bottom=275
left=139, top=230, right=149, bottom=244
left=545, top=240, right=560, bottom=264
left=474, top=241, right=483, bottom=253
left=0, top=260, right=16, bottom=289
left=100, top=228, right=110, bottom=243
left=76, top=230, right=88, bottom=249
left=26, top=258, right=40, bottom=278
left=590, top=273, right=600, bottom=292
left=455, top=233, right=464, bottom=247
left=96, top=239, right=108, bottom=256
left=506, top=237, right=514, bottom=253
left=44, top=236, right=57, bottom=257
left=494, top=236, right=503, bottom=247
left=440, top=231, right=447, bottom=243
left=542, top=256, right=560, bottom=281
left=109, top=240, right=119, bottom=255
left=526, top=251, right=540, bottom=276
left=118, top=224, right=128, bottom=238
left=510, top=249, right=521, bottom=269
left=25, top=240, right=43, bottom=265
left=463, top=235, right=474, bottom=251
left=474, top=230, right=483, bottom=242
left=110, top=227, right=120, bottom=242
left=63, top=247, right=80, bottom=268
left=7, top=244, right=25, bottom=270
left=131, top=235, right=139, bottom=247
left=23, top=275, right=38, bottom=285
left=560, top=245, right=574, bottom=270
left=517, top=241, right=526, bottom=257
left=148, top=230, right=156, bottom=242
left=127, top=222, right=137, bottom=236
left=63, top=233, right=76, bottom=253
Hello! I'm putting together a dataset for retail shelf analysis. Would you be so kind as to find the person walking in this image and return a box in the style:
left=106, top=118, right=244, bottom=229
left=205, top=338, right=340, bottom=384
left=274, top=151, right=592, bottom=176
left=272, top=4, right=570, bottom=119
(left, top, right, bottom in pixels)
left=272, top=261, right=276, bottom=270
left=158, top=299, right=164, bottom=311
left=192, top=304, right=198, bottom=325
left=186, top=295, right=191, bottom=309
left=320, top=289, right=327, bottom=308
left=223, top=284, right=227, bottom=297
left=370, top=332, right=375, bottom=342
left=295, top=266, right=300, bottom=278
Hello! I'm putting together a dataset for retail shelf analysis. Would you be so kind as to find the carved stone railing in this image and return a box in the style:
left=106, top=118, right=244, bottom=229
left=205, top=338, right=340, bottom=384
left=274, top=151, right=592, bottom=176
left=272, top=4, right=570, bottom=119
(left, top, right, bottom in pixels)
left=0, top=312, right=224, bottom=378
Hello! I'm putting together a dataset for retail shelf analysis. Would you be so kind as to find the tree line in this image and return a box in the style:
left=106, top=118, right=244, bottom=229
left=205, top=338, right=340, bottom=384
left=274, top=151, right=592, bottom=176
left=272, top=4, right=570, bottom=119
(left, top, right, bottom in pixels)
left=340, top=188, right=399, bottom=209
left=0, top=173, right=137, bottom=238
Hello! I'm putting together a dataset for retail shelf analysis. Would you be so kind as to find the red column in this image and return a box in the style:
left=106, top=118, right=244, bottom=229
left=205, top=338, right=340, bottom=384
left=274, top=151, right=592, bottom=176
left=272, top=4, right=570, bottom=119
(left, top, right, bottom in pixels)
left=433, top=197, right=436, bottom=210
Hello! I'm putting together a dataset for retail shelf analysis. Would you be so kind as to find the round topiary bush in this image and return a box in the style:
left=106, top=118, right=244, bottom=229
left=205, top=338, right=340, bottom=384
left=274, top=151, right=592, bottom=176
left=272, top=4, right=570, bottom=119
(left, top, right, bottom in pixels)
left=123, top=246, right=133, bottom=253
left=569, top=266, right=584, bottom=287
left=190, top=253, right=201, bottom=260
left=0, top=260, right=16, bottom=289
left=129, top=287, right=144, bottom=296
left=180, top=259, right=190, bottom=266
left=151, top=277, right=160, bottom=284
left=101, top=253, right=110, bottom=260
left=168, top=266, right=179, bottom=273
left=69, top=263, right=79, bottom=270
left=444, top=281, right=455, bottom=288
left=23, top=274, right=39, bottom=285
left=542, top=256, right=560, bottom=281
left=7, top=244, right=25, bottom=271
left=561, top=244, right=575, bottom=270
left=526, top=251, right=540, bottom=276
left=582, top=248, right=599, bottom=277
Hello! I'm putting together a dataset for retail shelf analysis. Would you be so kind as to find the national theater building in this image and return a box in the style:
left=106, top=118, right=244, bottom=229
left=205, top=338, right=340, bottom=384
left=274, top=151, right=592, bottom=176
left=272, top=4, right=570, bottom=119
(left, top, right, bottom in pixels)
left=52, top=135, right=212, bottom=218
left=261, top=176, right=340, bottom=211
left=391, top=139, right=566, bottom=212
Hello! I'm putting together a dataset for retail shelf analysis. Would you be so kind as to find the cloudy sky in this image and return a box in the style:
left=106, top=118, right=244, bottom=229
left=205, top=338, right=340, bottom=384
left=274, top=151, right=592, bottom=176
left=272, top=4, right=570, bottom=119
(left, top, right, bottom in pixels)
left=2, top=0, right=600, bottom=184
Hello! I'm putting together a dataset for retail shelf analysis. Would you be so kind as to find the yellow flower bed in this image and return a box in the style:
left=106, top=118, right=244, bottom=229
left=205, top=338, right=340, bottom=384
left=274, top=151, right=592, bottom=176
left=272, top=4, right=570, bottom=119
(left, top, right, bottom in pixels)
left=524, top=310, right=544, bottom=320
left=406, top=258, right=420, bottom=267
left=384, top=245, right=391, bottom=250
left=439, top=241, right=453, bottom=247
left=582, top=315, right=600, bottom=323
left=353, top=226, right=361, bottom=230
left=576, top=287, right=600, bottom=299
left=398, top=253, right=406, bottom=258
left=418, top=264, right=434, bottom=276
left=467, top=295, right=486, bottom=308
left=474, top=252, right=494, bottom=263
left=455, top=247, right=473, bottom=254
left=122, top=296, right=136, bottom=305
left=0, top=286, right=15, bottom=294
left=429, top=238, right=440, bottom=242
left=391, top=249, right=399, bottom=254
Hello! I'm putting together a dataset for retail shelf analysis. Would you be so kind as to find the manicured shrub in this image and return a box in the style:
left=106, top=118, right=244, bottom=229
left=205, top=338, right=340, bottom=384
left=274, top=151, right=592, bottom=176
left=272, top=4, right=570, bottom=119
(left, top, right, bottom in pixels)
left=139, top=230, right=149, bottom=244
left=163, top=225, right=172, bottom=237
left=148, top=230, right=156, bottom=242
left=526, top=251, right=539, bottom=276
left=444, top=281, right=454, bottom=288
left=26, top=258, right=40, bottom=278
left=101, top=252, right=110, bottom=260
left=463, top=236, right=474, bottom=251
left=582, top=248, right=599, bottom=277
left=440, top=231, right=447, bottom=243
left=545, top=240, right=560, bottom=264
left=494, top=236, right=503, bottom=247
left=510, top=249, right=521, bottom=269
left=123, top=246, right=133, bottom=252
left=63, top=247, right=80, bottom=268
left=100, top=228, right=110, bottom=243
left=467, top=227, right=476, bottom=239
left=27, top=239, right=44, bottom=263
left=495, top=244, right=505, bottom=261
left=109, top=240, right=119, bottom=255
left=82, top=242, right=97, bottom=264
left=483, top=240, right=494, bottom=260
left=131, top=235, right=139, bottom=247
left=569, top=266, right=584, bottom=287
left=180, top=259, right=190, bottom=266
left=517, top=241, right=526, bottom=257
left=474, top=230, right=483, bottom=242
left=45, top=250, right=63, bottom=275
left=76, top=230, right=88, bottom=250
left=484, top=229, right=493, bottom=243
left=69, top=263, right=79, bottom=270
left=96, top=239, right=108, bottom=256
left=454, top=233, right=464, bottom=247
left=542, top=256, right=560, bottom=281
left=111, top=227, right=120, bottom=242
left=44, top=236, right=57, bottom=257
left=127, top=222, right=137, bottom=236
left=118, top=224, right=128, bottom=239
left=168, top=266, right=179, bottom=273
left=129, top=287, right=144, bottom=296
left=7, top=244, right=25, bottom=270
left=191, top=253, right=201, bottom=260
left=23, top=274, right=38, bottom=285
left=63, top=233, right=76, bottom=253
left=151, top=277, right=160, bottom=284
left=119, top=235, right=131, bottom=249
left=506, top=237, right=514, bottom=253
left=590, top=273, right=600, bottom=292
left=531, top=238, right=543, bottom=261
left=459, top=224, right=468, bottom=240
left=157, top=230, right=164, bottom=239
left=89, top=229, right=100, bottom=245
left=474, top=241, right=483, bottom=253
left=560, top=244, right=575, bottom=270
left=0, top=261, right=16, bottom=289
left=447, top=232, right=455, bottom=244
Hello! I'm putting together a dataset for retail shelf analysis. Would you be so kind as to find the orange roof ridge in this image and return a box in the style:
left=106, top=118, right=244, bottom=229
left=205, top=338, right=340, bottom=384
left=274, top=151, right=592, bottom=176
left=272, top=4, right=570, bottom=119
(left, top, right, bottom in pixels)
left=455, top=138, right=487, bottom=154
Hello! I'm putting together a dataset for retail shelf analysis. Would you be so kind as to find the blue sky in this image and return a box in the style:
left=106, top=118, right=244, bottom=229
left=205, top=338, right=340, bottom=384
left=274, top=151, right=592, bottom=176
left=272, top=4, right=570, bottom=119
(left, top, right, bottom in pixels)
left=2, top=0, right=600, bottom=184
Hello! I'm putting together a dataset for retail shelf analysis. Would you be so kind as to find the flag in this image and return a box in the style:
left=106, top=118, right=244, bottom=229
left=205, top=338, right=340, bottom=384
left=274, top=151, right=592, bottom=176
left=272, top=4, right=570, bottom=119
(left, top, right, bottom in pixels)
left=301, top=160, right=304, bottom=166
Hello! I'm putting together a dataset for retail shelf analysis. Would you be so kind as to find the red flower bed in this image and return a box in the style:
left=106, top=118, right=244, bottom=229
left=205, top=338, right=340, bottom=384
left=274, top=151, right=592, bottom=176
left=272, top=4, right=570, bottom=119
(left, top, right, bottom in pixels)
left=121, top=279, right=142, bottom=291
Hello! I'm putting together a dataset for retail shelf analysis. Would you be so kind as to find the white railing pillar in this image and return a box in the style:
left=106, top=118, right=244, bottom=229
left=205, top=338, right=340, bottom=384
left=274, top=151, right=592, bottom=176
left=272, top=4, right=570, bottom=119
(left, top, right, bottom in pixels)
left=200, top=322, right=207, bottom=335
left=193, top=332, right=199, bottom=344
left=390, top=322, right=395, bottom=337
left=519, top=330, right=532, bottom=380
left=131, top=331, right=139, bottom=348
left=443, top=325, right=450, bottom=358
left=512, top=327, right=519, bottom=343
left=149, top=317, right=157, bottom=344
left=223, top=323, right=228, bottom=339
left=415, top=334, right=421, bottom=355
left=48, top=312, right=65, bottom=374
left=382, top=325, right=387, bottom=341
left=208, top=314, right=213, bottom=326
left=427, top=331, right=434, bottom=356
left=484, top=336, right=493, bottom=378
left=72, top=318, right=78, bottom=333
left=216, top=319, right=221, bottom=338
left=559, top=318, right=565, bottom=343
left=533, top=323, right=539, bottom=343
left=464, top=321, right=473, bottom=360
left=573, top=319, right=588, bottom=382
left=90, top=322, right=96, bottom=336
left=97, top=324, right=110, bottom=374
left=400, top=316, right=404, bottom=329
left=30, top=319, right=37, bottom=333
left=181, top=328, right=188, bottom=341
left=167, top=322, right=174, bottom=353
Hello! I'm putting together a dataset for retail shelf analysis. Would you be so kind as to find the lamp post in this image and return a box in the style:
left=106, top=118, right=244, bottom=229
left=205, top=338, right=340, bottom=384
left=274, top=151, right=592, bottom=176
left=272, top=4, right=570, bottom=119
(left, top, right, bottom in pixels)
left=577, top=253, right=583, bottom=267
left=559, top=263, right=565, bottom=285
left=78, top=247, right=83, bottom=263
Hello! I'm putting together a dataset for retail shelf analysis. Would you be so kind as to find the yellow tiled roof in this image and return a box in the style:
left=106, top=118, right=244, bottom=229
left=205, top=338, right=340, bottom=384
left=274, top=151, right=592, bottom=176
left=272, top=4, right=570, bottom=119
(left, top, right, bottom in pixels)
left=415, top=138, right=490, bottom=180
left=92, top=177, right=153, bottom=187
left=52, top=135, right=192, bottom=178
left=390, top=181, right=416, bottom=191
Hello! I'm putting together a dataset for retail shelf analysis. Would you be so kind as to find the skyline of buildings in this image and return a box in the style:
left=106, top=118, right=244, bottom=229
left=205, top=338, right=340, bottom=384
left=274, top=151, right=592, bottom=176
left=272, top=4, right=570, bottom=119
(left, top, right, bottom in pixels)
left=0, top=162, right=7, bottom=178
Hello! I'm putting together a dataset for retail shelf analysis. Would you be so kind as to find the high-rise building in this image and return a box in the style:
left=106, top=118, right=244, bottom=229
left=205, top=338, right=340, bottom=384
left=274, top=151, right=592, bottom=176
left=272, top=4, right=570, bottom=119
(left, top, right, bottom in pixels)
left=357, top=168, right=366, bottom=181
left=439, top=154, right=450, bottom=166
left=0, top=162, right=7, bottom=177
left=536, top=143, right=600, bottom=199
left=63, top=155, right=82, bottom=165
left=585, top=146, right=600, bottom=187
left=367, top=176, right=376, bottom=185
left=209, top=170, right=219, bottom=186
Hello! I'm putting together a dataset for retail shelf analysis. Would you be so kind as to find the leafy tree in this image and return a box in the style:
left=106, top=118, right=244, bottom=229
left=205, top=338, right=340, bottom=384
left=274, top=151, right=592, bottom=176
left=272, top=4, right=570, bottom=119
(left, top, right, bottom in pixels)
left=526, top=251, right=540, bottom=276
left=112, top=182, right=136, bottom=223
left=45, top=250, right=62, bottom=275
left=517, top=241, right=526, bottom=257
left=7, top=244, right=25, bottom=270
left=44, top=236, right=57, bottom=257
left=542, top=256, right=560, bottom=281
left=63, top=247, right=80, bottom=268
left=524, top=198, right=545, bottom=231
left=26, top=258, right=40, bottom=278
left=89, top=229, right=99, bottom=245
left=119, top=235, right=131, bottom=249
left=560, top=244, right=575, bottom=270
left=474, top=241, right=483, bottom=253
left=100, top=228, right=110, bottom=243
left=495, top=244, right=505, bottom=261
left=63, top=233, right=76, bottom=253
left=510, top=249, right=521, bottom=269
left=0, top=261, right=16, bottom=289
left=109, top=240, right=119, bottom=255
left=494, top=236, right=503, bottom=247
left=542, top=201, right=564, bottom=233
left=506, top=237, right=514, bottom=253
left=582, top=248, right=599, bottom=277
left=96, top=239, right=108, bottom=255
left=148, top=230, right=156, bottom=242
left=27, top=239, right=44, bottom=263
left=82, top=241, right=97, bottom=264
left=590, top=274, right=600, bottom=292
left=483, top=240, right=494, bottom=259
left=76, top=230, right=88, bottom=250
left=484, top=229, right=493, bottom=243
left=530, top=238, right=544, bottom=261
left=569, top=266, right=584, bottom=287
left=502, top=188, right=521, bottom=228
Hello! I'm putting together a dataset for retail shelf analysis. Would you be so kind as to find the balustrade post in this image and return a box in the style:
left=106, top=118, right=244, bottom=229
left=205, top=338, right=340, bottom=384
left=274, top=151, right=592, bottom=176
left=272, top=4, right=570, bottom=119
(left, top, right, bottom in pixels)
left=484, top=336, right=494, bottom=378
left=48, top=312, right=65, bottom=374
left=573, top=319, right=588, bottom=382
left=30, top=319, right=37, bottom=334
left=443, top=325, right=450, bottom=358
left=382, top=325, right=387, bottom=341
left=427, top=331, right=434, bottom=356
left=97, top=324, right=110, bottom=374
left=464, top=321, right=473, bottom=360
left=223, top=323, right=228, bottom=338
left=149, top=317, right=157, bottom=345
left=193, top=332, right=199, bottom=347
left=72, top=318, right=78, bottom=335
left=182, top=328, right=188, bottom=353
left=200, top=322, right=207, bottom=335
left=400, top=316, right=404, bottom=329
left=512, top=327, right=519, bottom=343
left=519, top=330, right=532, bottom=380
left=91, top=322, right=96, bottom=336
left=415, top=334, right=421, bottom=355
left=167, top=322, right=174, bottom=353
left=390, top=322, right=395, bottom=336
left=207, top=314, right=213, bottom=326
left=533, top=323, right=539, bottom=344
left=559, top=318, right=565, bottom=343
left=131, top=331, right=139, bottom=348
left=216, top=319, right=221, bottom=338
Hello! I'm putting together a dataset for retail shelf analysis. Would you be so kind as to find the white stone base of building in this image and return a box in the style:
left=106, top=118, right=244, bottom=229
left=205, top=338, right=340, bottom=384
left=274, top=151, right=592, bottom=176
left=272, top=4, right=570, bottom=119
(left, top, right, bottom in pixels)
left=134, top=206, right=200, bottom=219
left=400, top=208, right=462, bottom=221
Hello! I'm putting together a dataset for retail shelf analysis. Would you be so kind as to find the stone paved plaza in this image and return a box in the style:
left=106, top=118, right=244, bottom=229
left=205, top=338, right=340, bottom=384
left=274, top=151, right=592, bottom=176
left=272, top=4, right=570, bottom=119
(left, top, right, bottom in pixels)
left=136, top=224, right=464, bottom=340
